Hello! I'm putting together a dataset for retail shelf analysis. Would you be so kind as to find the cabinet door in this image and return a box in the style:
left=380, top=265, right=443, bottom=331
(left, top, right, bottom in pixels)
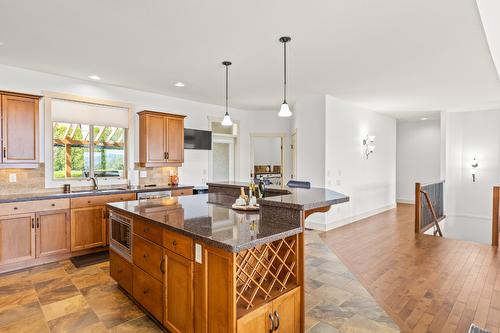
left=145, top=114, right=167, bottom=163
left=0, top=213, right=35, bottom=265
left=272, top=288, right=301, bottom=333
left=166, top=117, right=184, bottom=163
left=1, top=94, right=38, bottom=163
left=36, top=209, right=70, bottom=258
left=237, top=303, right=273, bottom=333
left=164, top=249, right=194, bottom=333
left=70, top=206, right=106, bottom=251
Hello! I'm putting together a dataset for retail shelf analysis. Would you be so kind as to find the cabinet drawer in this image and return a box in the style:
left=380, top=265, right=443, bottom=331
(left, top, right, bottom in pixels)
left=133, top=265, right=163, bottom=321
left=133, top=219, right=163, bottom=246
left=110, top=250, right=133, bottom=294
left=133, top=235, right=164, bottom=281
left=171, top=188, right=193, bottom=197
left=163, top=230, right=193, bottom=260
left=71, top=193, right=136, bottom=208
left=0, top=198, right=70, bottom=216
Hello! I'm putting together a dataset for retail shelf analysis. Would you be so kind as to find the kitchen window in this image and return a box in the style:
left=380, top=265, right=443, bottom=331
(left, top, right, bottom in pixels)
left=49, top=97, right=130, bottom=181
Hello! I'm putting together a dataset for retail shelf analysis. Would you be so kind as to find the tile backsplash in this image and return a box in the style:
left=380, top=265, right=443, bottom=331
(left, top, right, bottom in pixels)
left=0, top=164, right=178, bottom=195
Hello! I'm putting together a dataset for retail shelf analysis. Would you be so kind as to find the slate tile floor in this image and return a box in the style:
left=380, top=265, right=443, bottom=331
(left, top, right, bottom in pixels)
left=0, top=231, right=399, bottom=332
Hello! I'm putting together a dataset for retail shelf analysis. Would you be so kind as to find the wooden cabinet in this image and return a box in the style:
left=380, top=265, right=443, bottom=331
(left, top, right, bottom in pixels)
left=171, top=188, right=193, bottom=197
left=164, top=249, right=194, bottom=333
left=133, top=265, right=163, bottom=321
left=35, top=209, right=70, bottom=258
left=0, top=92, right=40, bottom=164
left=110, top=250, right=133, bottom=295
left=0, top=213, right=35, bottom=265
left=133, top=235, right=164, bottom=281
left=138, top=111, right=185, bottom=167
left=237, top=287, right=301, bottom=333
left=237, top=303, right=272, bottom=333
left=70, top=206, right=106, bottom=251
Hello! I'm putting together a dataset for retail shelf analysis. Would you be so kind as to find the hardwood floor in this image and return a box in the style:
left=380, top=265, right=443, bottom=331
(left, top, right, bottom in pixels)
left=320, top=204, right=500, bottom=333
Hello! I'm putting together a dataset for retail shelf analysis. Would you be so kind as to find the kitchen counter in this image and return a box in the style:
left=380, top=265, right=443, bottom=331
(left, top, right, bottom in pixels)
left=206, top=181, right=349, bottom=211
left=0, top=184, right=194, bottom=204
left=107, top=193, right=302, bottom=252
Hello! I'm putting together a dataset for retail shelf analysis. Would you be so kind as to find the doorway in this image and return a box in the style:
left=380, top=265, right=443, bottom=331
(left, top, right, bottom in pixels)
left=212, top=135, right=235, bottom=182
left=250, top=134, right=284, bottom=185
left=291, top=130, right=297, bottom=180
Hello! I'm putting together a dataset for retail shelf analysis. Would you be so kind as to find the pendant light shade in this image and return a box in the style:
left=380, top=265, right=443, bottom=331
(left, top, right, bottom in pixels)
left=278, top=36, right=292, bottom=117
left=221, top=61, right=233, bottom=127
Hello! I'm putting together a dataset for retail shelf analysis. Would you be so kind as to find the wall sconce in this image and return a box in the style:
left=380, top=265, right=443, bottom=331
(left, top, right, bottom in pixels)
left=471, top=157, right=478, bottom=182
left=363, top=135, right=375, bottom=159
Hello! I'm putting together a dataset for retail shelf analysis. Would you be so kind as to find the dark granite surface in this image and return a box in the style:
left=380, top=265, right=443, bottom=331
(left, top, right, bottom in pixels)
left=107, top=193, right=303, bottom=253
left=0, top=184, right=194, bottom=204
left=207, top=181, right=349, bottom=210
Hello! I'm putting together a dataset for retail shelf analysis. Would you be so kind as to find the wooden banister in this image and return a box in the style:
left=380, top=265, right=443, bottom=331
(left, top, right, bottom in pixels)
left=492, top=186, right=499, bottom=247
left=415, top=182, right=421, bottom=234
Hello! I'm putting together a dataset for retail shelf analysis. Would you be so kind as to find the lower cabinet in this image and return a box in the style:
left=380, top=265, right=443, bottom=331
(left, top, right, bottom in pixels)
left=36, top=209, right=70, bottom=257
left=164, top=249, right=194, bottom=333
left=0, top=213, right=36, bottom=265
left=70, top=206, right=106, bottom=251
left=133, top=265, right=163, bottom=321
left=109, top=250, right=133, bottom=294
left=237, top=287, right=301, bottom=333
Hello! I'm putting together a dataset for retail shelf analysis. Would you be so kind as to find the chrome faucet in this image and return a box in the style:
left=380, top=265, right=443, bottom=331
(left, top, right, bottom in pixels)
left=86, top=177, right=99, bottom=190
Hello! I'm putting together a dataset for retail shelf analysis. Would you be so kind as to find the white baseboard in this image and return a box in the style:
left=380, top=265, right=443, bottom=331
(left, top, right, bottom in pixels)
left=445, top=213, right=490, bottom=221
left=396, top=198, right=414, bottom=204
left=305, top=203, right=397, bottom=231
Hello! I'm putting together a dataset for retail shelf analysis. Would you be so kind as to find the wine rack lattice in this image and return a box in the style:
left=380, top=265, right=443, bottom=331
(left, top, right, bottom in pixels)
left=235, top=235, right=298, bottom=313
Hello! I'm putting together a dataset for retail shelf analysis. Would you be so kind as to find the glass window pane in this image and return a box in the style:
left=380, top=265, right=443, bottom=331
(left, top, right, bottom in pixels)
left=93, top=126, right=126, bottom=178
left=211, top=122, right=234, bottom=135
left=52, top=122, right=90, bottom=179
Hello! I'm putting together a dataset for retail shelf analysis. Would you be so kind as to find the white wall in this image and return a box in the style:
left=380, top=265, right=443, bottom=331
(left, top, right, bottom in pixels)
left=444, top=109, right=500, bottom=220
left=253, top=137, right=282, bottom=166
left=0, top=64, right=292, bottom=187
left=291, top=95, right=325, bottom=187
left=396, top=119, right=441, bottom=203
left=292, top=94, right=397, bottom=230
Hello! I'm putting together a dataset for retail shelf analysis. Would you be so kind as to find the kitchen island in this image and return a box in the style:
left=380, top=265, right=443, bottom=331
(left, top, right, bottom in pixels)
left=107, top=186, right=348, bottom=333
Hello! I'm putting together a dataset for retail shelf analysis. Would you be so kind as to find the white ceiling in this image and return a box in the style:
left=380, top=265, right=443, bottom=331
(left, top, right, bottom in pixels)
left=0, top=0, right=499, bottom=116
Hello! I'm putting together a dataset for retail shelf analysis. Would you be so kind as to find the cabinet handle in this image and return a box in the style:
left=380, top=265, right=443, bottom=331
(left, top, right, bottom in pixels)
left=160, top=257, right=165, bottom=274
left=36, top=217, right=40, bottom=229
left=13, top=207, right=18, bottom=210
left=31, top=218, right=35, bottom=229
left=166, top=152, right=169, bottom=160
left=274, top=311, right=280, bottom=330
left=143, top=253, right=149, bottom=259
left=172, top=240, right=177, bottom=247
left=51, top=203, right=55, bottom=207
left=164, top=152, right=167, bottom=160
left=143, top=227, right=149, bottom=233
left=143, top=288, right=149, bottom=295
left=117, top=269, right=123, bottom=274
left=3, top=147, right=6, bottom=158
left=268, top=313, right=275, bottom=333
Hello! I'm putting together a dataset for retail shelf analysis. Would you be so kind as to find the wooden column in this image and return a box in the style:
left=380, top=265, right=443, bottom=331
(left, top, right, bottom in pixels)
left=492, top=186, right=499, bottom=247
left=415, top=183, right=421, bottom=234
left=65, top=144, right=72, bottom=178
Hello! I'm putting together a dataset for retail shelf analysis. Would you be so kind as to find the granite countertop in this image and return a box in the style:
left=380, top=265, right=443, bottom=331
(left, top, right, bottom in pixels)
left=107, top=193, right=303, bottom=253
left=0, top=184, right=194, bottom=204
left=206, top=181, right=349, bottom=211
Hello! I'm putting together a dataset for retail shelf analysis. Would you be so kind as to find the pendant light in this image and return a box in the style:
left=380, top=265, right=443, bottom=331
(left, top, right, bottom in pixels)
left=278, top=36, right=292, bottom=117
left=221, top=61, right=233, bottom=127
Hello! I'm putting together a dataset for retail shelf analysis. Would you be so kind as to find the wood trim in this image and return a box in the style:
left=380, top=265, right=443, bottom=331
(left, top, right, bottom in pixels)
left=138, top=110, right=186, bottom=119
left=415, top=182, right=421, bottom=233
left=493, top=186, right=499, bottom=246
left=0, top=91, right=43, bottom=99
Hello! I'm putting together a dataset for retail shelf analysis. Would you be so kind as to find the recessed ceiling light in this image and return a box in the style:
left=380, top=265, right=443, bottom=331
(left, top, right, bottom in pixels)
left=174, top=82, right=185, bottom=87
left=88, top=75, right=101, bottom=81
left=0, top=42, right=4, bottom=46
left=421, top=117, right=428, bottom=121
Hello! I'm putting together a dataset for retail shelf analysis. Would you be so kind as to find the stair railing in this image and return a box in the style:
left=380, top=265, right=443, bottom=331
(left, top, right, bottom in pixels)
left=415, top=181, right=445, bottom=236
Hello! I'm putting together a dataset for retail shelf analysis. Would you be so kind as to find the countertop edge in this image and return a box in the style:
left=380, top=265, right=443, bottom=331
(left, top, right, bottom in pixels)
left=0, top=185, right=194, bottom=204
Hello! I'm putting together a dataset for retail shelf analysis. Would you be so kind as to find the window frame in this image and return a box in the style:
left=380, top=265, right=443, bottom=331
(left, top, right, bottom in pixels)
left=51, top=122, right=128, bottom=181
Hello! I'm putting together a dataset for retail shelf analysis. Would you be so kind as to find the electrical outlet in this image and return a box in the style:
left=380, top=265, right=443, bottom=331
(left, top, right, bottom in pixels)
left=9, top=173, right=16, bottom=183
left=139, top=171, right=147, bottom=178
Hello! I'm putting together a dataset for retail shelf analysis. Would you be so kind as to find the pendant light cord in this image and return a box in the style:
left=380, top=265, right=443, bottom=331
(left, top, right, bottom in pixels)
left=225, top=64, right=229, bottom=115
left=283, top=40, right=287, bottom=102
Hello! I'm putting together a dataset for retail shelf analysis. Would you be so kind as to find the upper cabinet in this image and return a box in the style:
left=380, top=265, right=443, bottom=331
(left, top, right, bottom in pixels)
left=138, top=111, right=185, bottom=167
left=0, top=92, right=41, bottom=165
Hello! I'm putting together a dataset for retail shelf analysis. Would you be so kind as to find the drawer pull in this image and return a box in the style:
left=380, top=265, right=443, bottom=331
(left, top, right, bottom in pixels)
left=143, top=288, right=149, bottom=295
left=117, top=269, right=123, bottom=274
left=172, top=240, right=177, bottom=247
left=143, top=253, right=149, bottom=259
left=120, top=198, right=124, bottom=201
left=13, top=207, right=18, bottom=210
left=143, top=227, right=149, bottom=233
left=87, top=200, right=91, bottom=204
left=51, top=203, right=56, bottom=207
